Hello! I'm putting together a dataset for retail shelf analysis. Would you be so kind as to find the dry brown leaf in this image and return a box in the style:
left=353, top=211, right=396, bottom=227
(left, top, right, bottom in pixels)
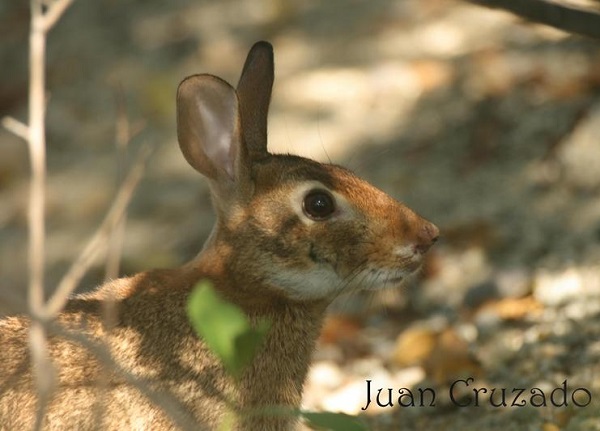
left=424, top=328, right=483, bottom=385
left=392, top=326, right=437, bottom=368
left=477, top=295, right=544, bottom=321
left=411, top=60, right=454, bottom=93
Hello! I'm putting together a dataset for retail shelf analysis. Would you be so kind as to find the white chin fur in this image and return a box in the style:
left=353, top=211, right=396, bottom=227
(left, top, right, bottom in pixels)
left=264, top=266, right=344, bottom=301
left=393, top=245, right=415, bottom=258
left=265, top=265, right=418, bottom=301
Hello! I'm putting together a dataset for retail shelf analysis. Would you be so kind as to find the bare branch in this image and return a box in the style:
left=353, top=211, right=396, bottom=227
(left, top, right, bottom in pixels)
left=26, top=1, right=76, bottom=423
left=45, top=146, right=151, bottom=317
left=28, top=0, right=48, bottom=315
left=42, top=0, right=75, bottom=32
left=29, top=322, right=56, bottom=431
left=465, top=0, right=600, bottom=39
left=2, top=116, right=30, bottom=141
left=0, top=281, right=204, bottom=431
left=49, top=324, right=203, bottom=431
left=17, top=1, right=193, bottom=428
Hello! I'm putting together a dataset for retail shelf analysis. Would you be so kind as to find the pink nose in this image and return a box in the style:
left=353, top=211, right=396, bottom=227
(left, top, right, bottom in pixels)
left=414, top=222, right=439, bottom=254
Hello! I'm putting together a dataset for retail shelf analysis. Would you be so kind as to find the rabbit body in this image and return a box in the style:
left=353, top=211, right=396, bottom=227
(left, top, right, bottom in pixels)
left=0, top=42, right=438, bottom=430
left=1, top=267, right=321, bottom=430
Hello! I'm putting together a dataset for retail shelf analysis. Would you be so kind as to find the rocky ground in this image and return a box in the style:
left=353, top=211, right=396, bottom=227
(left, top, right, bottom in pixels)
left=1, top=0, right=600, bottom=429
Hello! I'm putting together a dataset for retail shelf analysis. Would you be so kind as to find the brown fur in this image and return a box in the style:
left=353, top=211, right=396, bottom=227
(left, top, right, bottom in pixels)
left=0, top=42, right=438, bottom=430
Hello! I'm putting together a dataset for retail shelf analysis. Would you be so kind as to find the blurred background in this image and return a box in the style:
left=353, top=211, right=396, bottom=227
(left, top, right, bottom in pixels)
left=1, top=0, right=600, bottom=429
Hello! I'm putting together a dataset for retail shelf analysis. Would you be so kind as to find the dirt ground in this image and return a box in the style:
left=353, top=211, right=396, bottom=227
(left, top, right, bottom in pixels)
left=1, top=0, right=600, bottom=429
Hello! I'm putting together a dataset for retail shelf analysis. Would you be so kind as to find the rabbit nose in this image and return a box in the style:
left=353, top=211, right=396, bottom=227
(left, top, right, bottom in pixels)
left=414, top=222, right=439, bottom=254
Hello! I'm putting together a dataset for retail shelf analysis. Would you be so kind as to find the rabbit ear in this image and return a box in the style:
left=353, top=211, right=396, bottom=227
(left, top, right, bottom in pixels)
left=236, top=41, right=274, bottom=159
left=177, top=75, right=247, bottom=183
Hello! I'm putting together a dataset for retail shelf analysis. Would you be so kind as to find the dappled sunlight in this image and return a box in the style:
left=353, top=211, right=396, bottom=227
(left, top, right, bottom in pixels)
left=534, top=265, right=600, bottom=306
left=270, top=63, right=424, bottom=160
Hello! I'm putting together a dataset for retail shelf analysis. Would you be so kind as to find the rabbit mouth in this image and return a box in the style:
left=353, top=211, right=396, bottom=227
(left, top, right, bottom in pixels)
left=368, top=254, right=427, bottom=286
left=381, top=271, right=412, bottom=286
left=388, top=275, right=405, bottom=284
left=356, top=265, right=418, bottom=291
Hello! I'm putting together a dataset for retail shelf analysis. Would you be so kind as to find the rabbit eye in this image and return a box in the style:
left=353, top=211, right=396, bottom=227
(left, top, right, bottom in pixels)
left=303, top=189, right=336, bottom=220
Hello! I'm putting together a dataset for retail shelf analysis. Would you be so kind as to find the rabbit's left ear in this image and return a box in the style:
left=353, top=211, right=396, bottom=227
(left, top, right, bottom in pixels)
left=236, top=41, right=274, bottom=160
left=176, top=74, right=249, bottom=185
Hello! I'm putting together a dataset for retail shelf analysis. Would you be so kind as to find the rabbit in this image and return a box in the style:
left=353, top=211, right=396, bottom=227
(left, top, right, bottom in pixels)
left=0, top=41, right=438, bottom=431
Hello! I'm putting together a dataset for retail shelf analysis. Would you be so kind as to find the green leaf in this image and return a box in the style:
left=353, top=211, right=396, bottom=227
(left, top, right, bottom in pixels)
left=186, top=281, right=270, bottom=379
left=302, top=412, right=367, bottom=431
left=233, top=319, right=271, bottom=372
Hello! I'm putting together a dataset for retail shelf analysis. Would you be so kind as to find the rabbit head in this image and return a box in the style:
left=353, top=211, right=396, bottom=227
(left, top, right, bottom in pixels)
left=177, top=42, right=438, bottom=303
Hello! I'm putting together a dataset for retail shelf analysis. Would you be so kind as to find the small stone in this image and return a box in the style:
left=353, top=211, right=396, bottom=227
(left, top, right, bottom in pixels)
left=320, top=379, right=371, bottom=415
left=534, top=268, right=599, bottom=306
left=307, top=361, right=344, bottom=390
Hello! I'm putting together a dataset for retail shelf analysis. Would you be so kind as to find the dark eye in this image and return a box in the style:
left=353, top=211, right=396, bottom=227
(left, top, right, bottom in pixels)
left=303, top=189, right=336, bottom=220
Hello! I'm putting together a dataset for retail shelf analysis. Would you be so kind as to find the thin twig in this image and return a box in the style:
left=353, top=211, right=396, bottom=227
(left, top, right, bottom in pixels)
left=27, top=0, right=79, bottom=425
left=45, top=146, right=150, bottom=317
left=0, top=277, right=206, bottom=431
left=1, top=116, right=30, bottom=141
left=27, top=2, right=52, bottom=426
left=29, top=322, right=56, bottom=431
left=28, top=0, right=47, bottom=317
left=465, top=0, right=600, bottom=39
left=49, top=323, right=203, bottom=431
left=25, top=0, right=77, bottom=316
left=42, top=0, right=75, bottom=32
left=11, top=0, right=199, bottom=428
